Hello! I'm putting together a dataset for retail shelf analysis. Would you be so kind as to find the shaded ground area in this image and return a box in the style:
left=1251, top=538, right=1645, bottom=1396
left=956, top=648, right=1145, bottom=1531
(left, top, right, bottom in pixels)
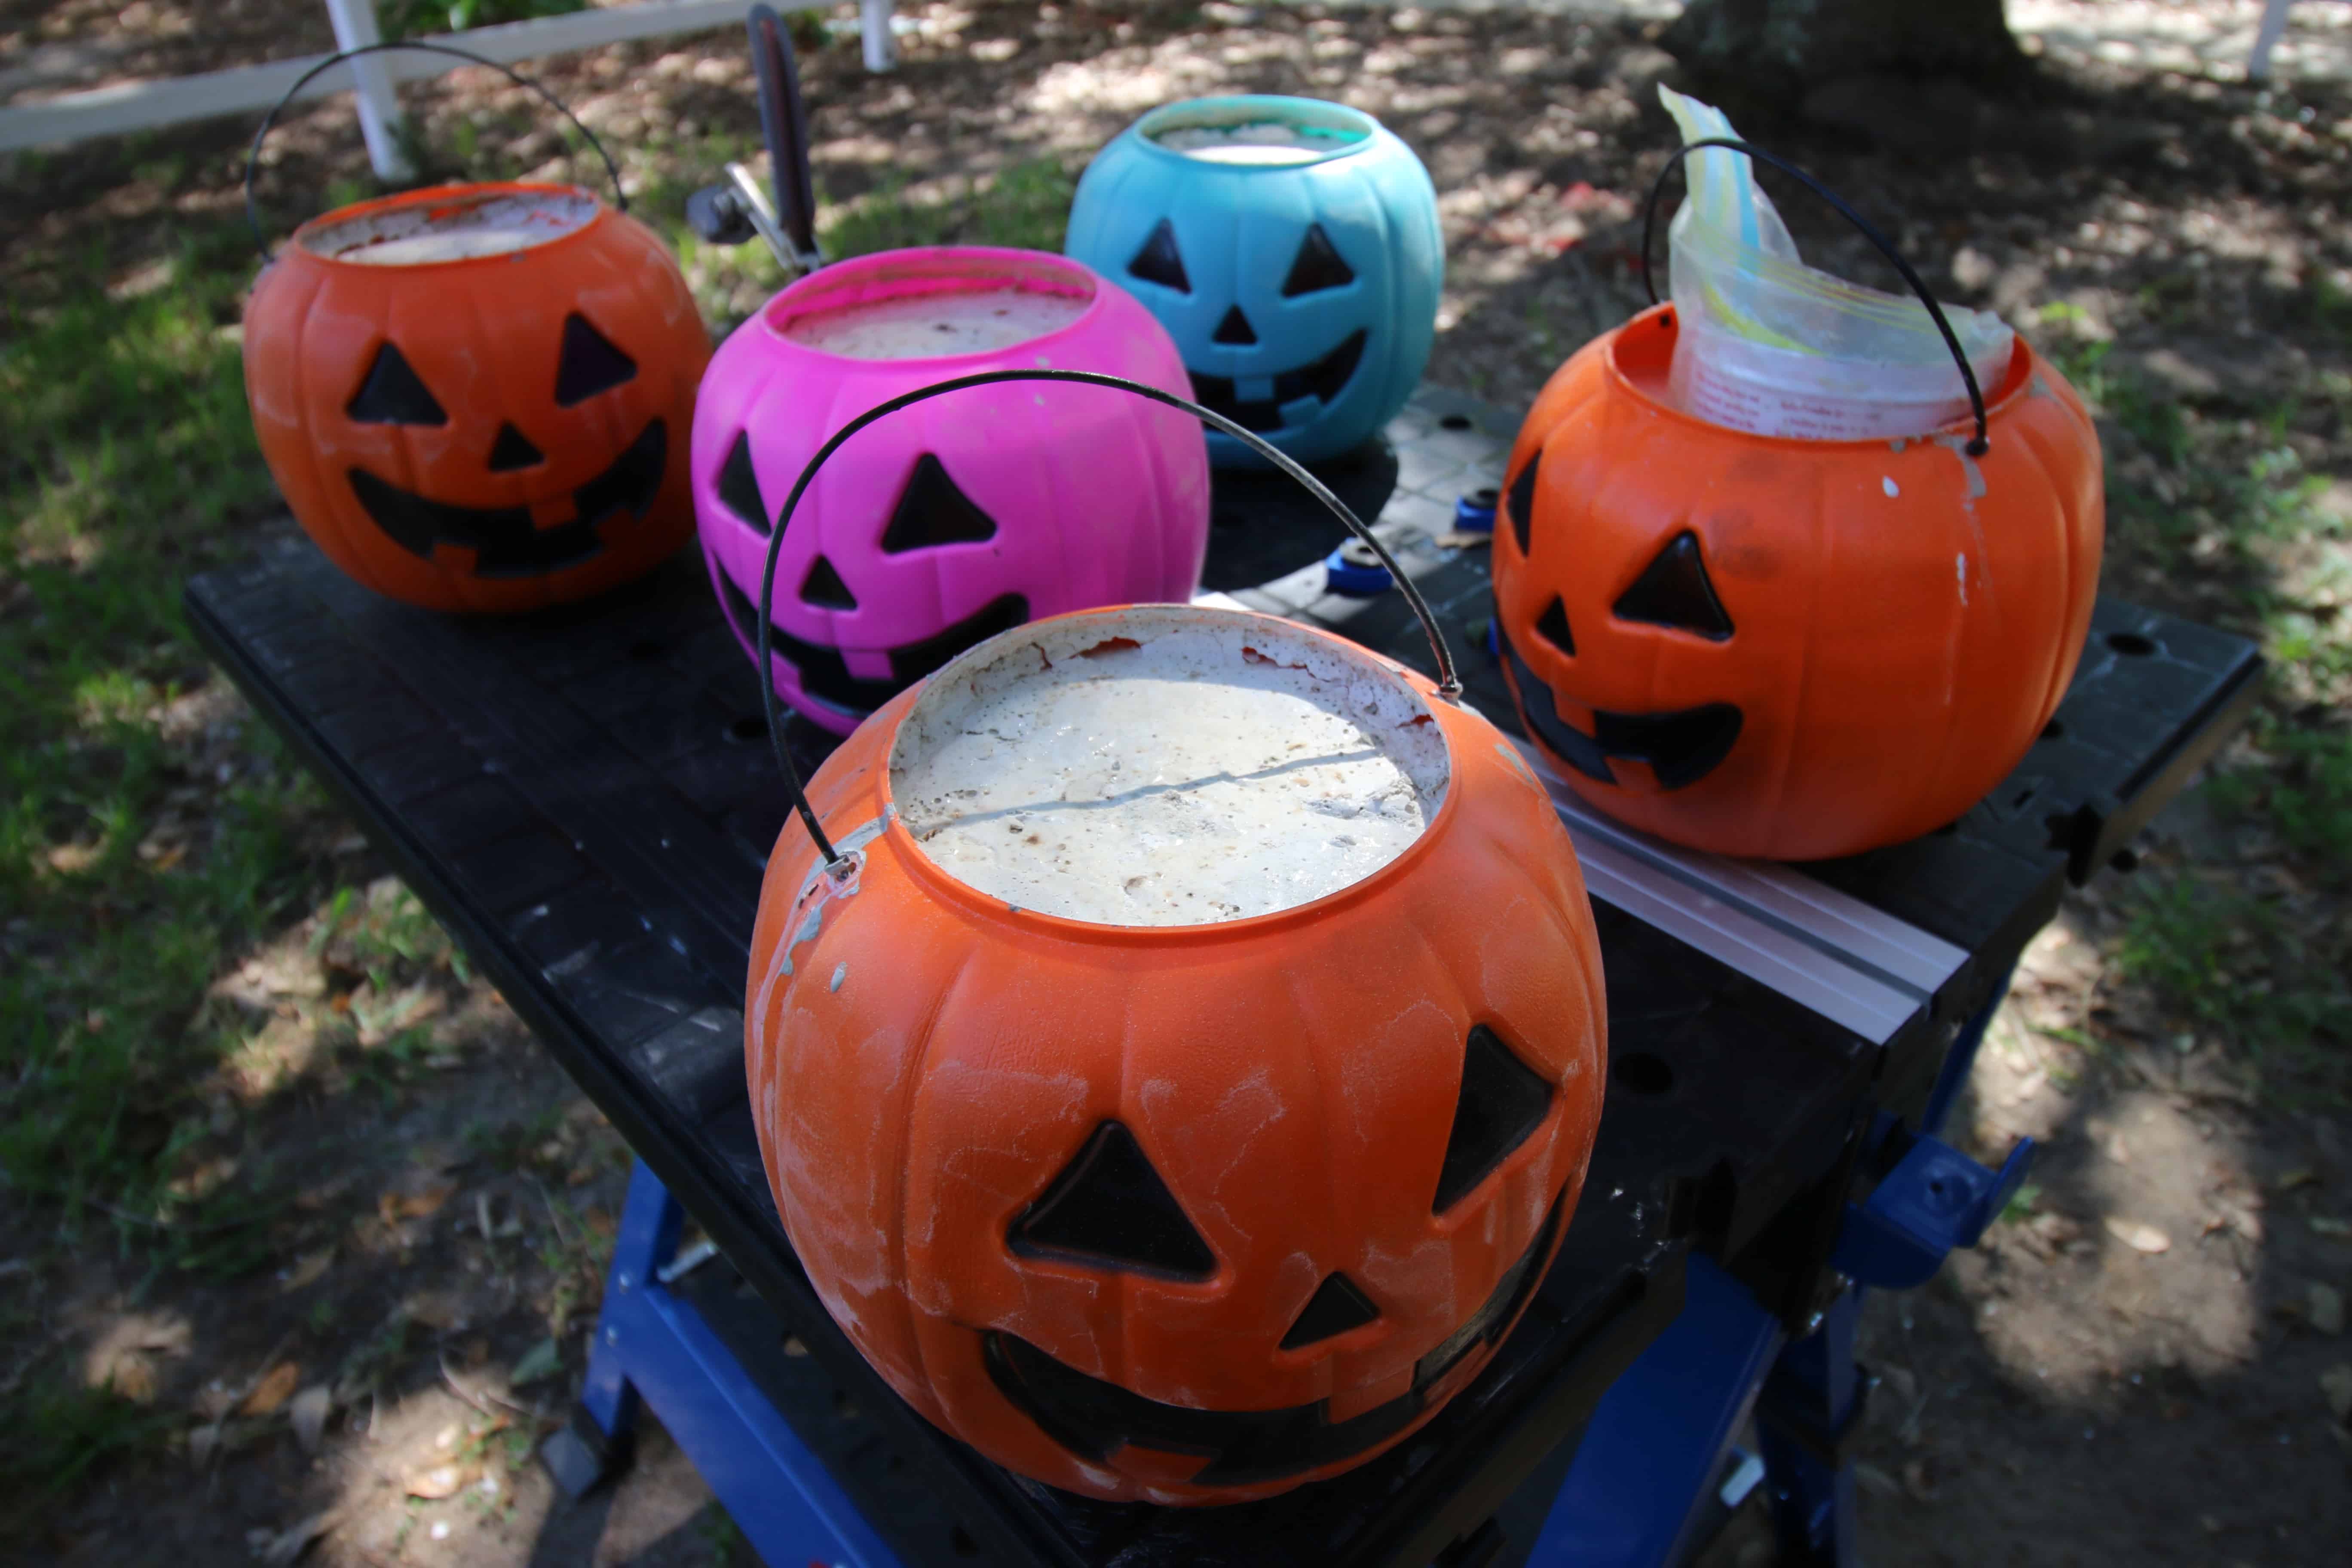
left=2, top=3, right=2349, bottom=1565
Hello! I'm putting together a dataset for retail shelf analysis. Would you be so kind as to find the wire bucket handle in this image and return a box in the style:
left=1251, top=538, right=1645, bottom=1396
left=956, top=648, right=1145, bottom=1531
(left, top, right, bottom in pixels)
left=244, top=40, right=627, bottom=263
left=756, top=370, right=1464, bottom=873
left=1639, top=137, right=1991, bottom=456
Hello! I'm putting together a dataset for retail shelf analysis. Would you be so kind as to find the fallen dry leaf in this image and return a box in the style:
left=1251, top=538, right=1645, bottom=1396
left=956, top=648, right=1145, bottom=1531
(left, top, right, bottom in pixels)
left=240, top=1362, right=301, bottom=1417
left=277, top=1247, right=335, bottom=1295
left=2103, top=1216, right=2172, bottom=1255
left=405, top=1462, right=467, bottom=1500
left=289, top=1385, right=332, bottom=1454
left=2321, top=1363, right=2352, bottom=1424
left=250, top=1510, right=336, bottom=1566
left=1853, top=1460, right=1902, bottom=1500
left=46, top=842, right=101, bottom=874
left=378, top=1180, right=456, bottom=1225
left=187, top=1423, right=220, bottom=1469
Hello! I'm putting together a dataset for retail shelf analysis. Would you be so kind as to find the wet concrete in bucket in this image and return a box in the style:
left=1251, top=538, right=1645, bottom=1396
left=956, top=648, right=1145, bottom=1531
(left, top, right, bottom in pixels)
left=891, top=610, right=1449, bottom=926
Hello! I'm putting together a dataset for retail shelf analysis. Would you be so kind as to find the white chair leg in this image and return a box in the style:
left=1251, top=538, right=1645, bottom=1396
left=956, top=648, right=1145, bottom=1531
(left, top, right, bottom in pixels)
left=2250, top=0, right=2294, bottom=81
left=321, top=0, right=415, bottom=181
left=860, top=0, right=899, bottom=74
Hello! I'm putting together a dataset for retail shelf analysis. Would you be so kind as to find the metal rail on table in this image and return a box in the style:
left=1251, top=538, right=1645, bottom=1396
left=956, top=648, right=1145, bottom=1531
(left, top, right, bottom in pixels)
left=185, top=386, right=2259, bottom=1568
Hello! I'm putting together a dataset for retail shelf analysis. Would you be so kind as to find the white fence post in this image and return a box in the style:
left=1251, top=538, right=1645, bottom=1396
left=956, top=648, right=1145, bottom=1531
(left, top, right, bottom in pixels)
left=0, top=2, right=905, bottom=158
left=2249, top=0, right=2295, bottom=81
left=322, top=0, right=415, bottom=181
left=861, top=0, right=898, bottom=73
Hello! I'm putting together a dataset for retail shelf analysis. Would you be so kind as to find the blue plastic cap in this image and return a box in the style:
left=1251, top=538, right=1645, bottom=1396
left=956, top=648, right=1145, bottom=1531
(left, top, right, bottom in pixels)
left=1454, top=486, right=1500, bottom=533
left=1324, top=539, right=1394, bottom=597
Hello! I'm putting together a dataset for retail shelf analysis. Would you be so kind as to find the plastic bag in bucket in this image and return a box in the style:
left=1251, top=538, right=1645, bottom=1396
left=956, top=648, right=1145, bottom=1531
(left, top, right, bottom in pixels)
left=1658, top=85, right=2011, bottom=441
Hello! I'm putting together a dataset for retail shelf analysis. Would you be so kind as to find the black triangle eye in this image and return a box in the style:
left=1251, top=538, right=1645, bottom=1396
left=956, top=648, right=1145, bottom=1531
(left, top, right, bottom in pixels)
left=1280, top=1274, right=1379, bottom=1350
left=1433, top=1026, right=1553, bottom=1213
left=1128, top=218, right=1190, bottom=293
left=1614, top=532, right=1734, bottom=640
left=717, top=432, right=769, bottom=535
left=1505, top=451, right=1540, bottom=556
left=1281, top=224, right=1354, bottom=297
left=1009, top=1121, right=1215, bottom=1280
left=554, top=313, right=637, bottom=407
left=347, top=343, right=447, bottom=426
left=880, top=453, right=998, bottom=553
left=486, top=423, right=543, bottom=472
left=799, top=554, right=857, bottom=610
left=1535, top=596, right=1575, bottom=657
left=1213, top=305, right=1257, bottom=345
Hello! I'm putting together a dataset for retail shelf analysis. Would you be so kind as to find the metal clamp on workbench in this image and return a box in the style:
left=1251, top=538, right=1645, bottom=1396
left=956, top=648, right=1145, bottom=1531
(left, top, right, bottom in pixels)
left=1831, top=1117, right=2035, bottom=1292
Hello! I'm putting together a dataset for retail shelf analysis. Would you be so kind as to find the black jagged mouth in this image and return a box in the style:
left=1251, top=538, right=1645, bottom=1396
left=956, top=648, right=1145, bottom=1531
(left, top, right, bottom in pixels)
left=715, top=569, right=1028, bottom=717
left=1499, top=621, right=1742, bottom=793
left=1188, top=329, right=1368, bottom=433
left=982, top=1199, right=1559, bottom=1489
left=348, top=420, right=667, bottom=577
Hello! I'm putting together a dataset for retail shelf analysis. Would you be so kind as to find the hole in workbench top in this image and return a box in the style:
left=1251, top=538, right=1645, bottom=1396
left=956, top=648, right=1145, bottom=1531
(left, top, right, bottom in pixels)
left=1612, top=1052, right=1675, bottom=1097
left=1439, top=413, right=1473, bottom=430
left=2040, top=718, right=2067, bottom=741
left=729, top=713, right=766, bottom=741
left=2106, top=631, right=2156, bottom=657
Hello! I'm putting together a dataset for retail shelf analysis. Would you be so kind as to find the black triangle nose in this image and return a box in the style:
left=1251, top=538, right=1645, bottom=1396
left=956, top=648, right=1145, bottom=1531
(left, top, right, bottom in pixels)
left=1212, top=305, right=1258, bottom=346
left=487, top=422, right=544, bottom=472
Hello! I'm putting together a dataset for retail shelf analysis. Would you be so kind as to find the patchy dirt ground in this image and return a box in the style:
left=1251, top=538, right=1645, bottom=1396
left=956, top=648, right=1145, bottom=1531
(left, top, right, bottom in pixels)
left=4, top=3, right=2350, bottom=1565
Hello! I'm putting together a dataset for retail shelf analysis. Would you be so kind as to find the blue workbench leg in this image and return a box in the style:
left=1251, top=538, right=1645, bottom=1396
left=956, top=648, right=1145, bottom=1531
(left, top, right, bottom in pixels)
left=1527, top=1256, right=1786, bottom=1566
left=1746, top=968, right=2018, bottom=1567
left=542, top=1159, right=906, bottom=1568
left=544, top=1159, right=683, bottom=1497
left=1754, top=1288, right=1864, bottom=1568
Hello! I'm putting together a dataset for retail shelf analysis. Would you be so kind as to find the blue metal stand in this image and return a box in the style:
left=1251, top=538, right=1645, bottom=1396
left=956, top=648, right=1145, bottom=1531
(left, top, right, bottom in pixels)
left=1528, top=977, right=2030, bottom=1568
left=543, top=1161, right=906, bottom=1568
left=547, top=980, right=2030, bottom=1568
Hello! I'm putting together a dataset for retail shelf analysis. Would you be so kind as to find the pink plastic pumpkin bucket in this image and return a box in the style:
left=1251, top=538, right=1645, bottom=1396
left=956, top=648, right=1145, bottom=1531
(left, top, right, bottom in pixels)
left=691, top=247, right=1212, bottom=733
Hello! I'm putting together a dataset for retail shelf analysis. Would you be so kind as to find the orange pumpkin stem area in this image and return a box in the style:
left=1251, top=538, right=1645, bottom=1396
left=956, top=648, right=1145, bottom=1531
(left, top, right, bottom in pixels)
left=242, top=183, right=712, bottom=613
left=744, top=605, right=1608, bottom=1504
left=1493, top=304, right=2104, bottom=862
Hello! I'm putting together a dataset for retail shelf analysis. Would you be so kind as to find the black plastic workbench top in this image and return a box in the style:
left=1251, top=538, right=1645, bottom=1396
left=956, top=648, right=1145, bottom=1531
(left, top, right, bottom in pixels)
left=185, top=388, right=2258, bottom=1568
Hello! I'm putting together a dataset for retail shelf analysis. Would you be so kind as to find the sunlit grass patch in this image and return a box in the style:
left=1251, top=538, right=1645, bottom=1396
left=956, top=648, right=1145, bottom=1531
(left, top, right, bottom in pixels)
left=821, top=157, right=1078, bottom=260
left=2113, top=871, right=2350, bottom=1106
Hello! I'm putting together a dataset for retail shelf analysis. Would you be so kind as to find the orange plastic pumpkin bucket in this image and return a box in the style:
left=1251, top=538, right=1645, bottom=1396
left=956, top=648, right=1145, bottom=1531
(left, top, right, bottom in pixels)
left=238, top=45, right=711, bottom=612
left=741, top=373, right=1610, bottom=1504
left=1492, top=141, right=2104, bottom=861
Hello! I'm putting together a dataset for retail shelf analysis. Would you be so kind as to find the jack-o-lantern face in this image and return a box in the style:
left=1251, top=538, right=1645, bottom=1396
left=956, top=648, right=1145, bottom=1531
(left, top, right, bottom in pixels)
left=690, top=247, right=1211, bottom=736
left=745, top=608, right=1608, bottom=1505
left=243, top=184, right=712, bottom=612
left=1493, top=306, right=2104, bottom=860
left=1064, top=96, right=1443, bottom=466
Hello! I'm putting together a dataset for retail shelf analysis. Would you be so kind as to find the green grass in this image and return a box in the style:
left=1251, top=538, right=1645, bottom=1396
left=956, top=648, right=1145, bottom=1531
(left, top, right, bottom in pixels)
left=2038, top=312, right=2352, bottom=1103
left=380, top=0, right=586, bottom=40
left=820, top=159, right=1078, bottom=260
left=2113, top=873, right=2349, bottom=1105
left=0, top=1373, right=178, bottom=1505
left=651, top=156, right=1078, bottom=338
left=0, top=230, right=336, bottom=1228
left=2208, top=721, right=2352, bottom=873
